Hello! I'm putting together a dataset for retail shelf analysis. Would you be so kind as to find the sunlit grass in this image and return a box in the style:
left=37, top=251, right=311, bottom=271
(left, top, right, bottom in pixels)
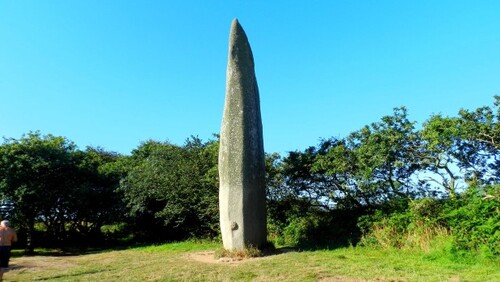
left=7, top=241, right=500, bottom=281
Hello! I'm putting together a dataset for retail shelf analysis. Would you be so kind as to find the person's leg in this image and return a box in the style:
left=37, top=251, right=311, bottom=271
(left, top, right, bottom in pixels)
left=0, top=246, right=8, bottom=281
left=4, top=248, right=10, bottom=271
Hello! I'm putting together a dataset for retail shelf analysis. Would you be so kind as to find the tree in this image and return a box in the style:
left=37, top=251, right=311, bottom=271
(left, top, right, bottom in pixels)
left=62, top=147, right=125, bottom=245
left=0, top=132, right=125, bottom=251
left=120, top=137, right=219, bottom=241
left=314, top=107, right=426, bottom=207
left=0, top=132, right=78, bottom=253
left=420, top=115, right=464, bottom=197
left=279, top=142, right=349, bottom=210
left=456, top=95, right=500, bottom=183
left=420, top=96, right=500, bottom=196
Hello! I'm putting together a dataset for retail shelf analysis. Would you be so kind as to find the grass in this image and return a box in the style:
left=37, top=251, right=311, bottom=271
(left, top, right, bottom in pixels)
left=6, top=241, right=500, bottom=281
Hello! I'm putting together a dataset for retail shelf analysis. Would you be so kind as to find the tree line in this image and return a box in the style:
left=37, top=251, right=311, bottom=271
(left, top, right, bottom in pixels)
left=0, top=97, right=498, bottom=256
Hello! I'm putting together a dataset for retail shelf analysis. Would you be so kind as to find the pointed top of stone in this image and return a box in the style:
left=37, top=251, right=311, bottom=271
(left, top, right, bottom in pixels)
left=230, top=18, right=242, bottom=35
left=228, top=18, right=254, bottom=69
left=232, top=18, right=239, bottom=26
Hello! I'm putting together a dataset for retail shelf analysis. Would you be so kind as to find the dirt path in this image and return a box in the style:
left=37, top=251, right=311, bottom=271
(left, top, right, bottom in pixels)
left=10, top=255, right=77, bottom=271
left=185, top=248, right=297, bottom=264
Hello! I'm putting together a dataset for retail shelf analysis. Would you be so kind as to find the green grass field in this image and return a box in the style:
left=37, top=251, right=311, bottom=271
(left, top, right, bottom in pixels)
left=6, top=241, right=500, bottom=281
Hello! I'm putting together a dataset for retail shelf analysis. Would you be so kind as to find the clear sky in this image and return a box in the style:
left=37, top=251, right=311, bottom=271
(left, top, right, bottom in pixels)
left=1, top=1, right=499, bottom=155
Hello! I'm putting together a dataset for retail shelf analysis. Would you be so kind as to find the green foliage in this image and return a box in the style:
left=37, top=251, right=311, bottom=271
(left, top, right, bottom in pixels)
left=0, top=96, right=498, bottom=255
left=340, top=107, right=424, bottom=201
left=119, top=137, right=219, bottom=241
left=359, top=209, right=450, bottom=251
left=359, top=185, right=499, bottom=259
left=267, top=197, right=312, bottom=237
left=420, top=96, right=500, bottom=196
left=281, top=215, right=321, bottom=247
left=443, top=185, right=500, bottom=257
left=457, top=97, right=500, bottom=183
left=266, top=97, right=499, bottom=256
left=66, top=147, right=126, bottom=240
left=100, top=223, right=133, bottom=243
left=278, top=107, right=426, bottom=212
left=268, top=201, right=363, bottom=249
left=0, top=132, right=124, bottom=251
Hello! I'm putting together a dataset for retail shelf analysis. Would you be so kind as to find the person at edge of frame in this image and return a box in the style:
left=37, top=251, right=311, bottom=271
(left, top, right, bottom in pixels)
left=0, top=220, right=17, bottom=281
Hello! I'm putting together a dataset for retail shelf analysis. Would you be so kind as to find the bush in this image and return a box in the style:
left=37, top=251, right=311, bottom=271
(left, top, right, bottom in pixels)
left=358, top=185, right=500, bottom=259
left=282, top=216, right=321, bottom=247
left=268, top=207, right=365, bottom=249
left=443, top=185, right=500, bottom=257
left=358, top=205, right=449, bottom=251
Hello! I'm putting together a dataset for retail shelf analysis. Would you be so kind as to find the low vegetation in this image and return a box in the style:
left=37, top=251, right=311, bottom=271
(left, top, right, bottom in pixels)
left=214, top=245, right=263, bottom=259
left=358, top=185, right=499, bottom=259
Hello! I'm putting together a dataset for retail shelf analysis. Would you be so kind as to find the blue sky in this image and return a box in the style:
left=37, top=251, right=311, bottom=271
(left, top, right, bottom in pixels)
left=1, top=1, right=499, bottom=155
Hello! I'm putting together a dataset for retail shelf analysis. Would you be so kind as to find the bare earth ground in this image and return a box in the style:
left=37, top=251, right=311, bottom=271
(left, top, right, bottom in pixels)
left=185, top=248, right=297, bottom=264
left=10, top=256, right=77, bottom=270
left=187, top=251, right=240, bottom=264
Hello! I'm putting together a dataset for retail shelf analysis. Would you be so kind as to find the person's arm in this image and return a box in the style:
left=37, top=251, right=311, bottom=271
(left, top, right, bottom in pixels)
left=10, top=229, right=17, bottom=242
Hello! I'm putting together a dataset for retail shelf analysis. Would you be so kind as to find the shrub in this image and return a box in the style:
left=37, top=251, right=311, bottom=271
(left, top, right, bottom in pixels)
left=282, top=216, right=321, bottom=247
left=358, top=185, right=500, bottom=259
left=443, top=185, right=500, bottom=257
left=358, top=208, right=449, bottom=251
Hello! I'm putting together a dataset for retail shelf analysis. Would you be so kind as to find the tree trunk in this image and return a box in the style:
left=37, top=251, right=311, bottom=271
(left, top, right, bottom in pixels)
left=24, top=218, right=35, bottom=255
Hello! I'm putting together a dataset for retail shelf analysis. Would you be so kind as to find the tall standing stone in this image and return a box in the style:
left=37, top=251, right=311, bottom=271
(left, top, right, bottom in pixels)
left=219, top=19, right=267, bottom=250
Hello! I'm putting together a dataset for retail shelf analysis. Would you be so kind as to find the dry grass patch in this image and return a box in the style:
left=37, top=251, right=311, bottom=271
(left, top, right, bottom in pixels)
left=214, top=246, right=262, bottom=260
